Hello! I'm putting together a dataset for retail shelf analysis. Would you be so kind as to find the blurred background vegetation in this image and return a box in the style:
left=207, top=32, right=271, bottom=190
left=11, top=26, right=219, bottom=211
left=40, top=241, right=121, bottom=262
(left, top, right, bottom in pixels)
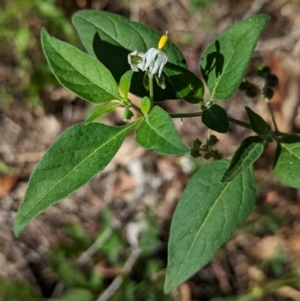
left=1, top=0, right=300, bottom=300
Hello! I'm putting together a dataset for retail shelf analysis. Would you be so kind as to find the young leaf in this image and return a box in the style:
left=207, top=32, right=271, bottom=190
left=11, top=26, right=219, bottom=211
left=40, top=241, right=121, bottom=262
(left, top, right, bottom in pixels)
left=202, top=104, right=229, bottom=133
left=135, top=106, right=189, bottom=156
left=273, top=135, right=300, bottom=189
left=245, top=106, right=269, bottom=135
left=221, top=136, right=264, bottom=182
left=164, top=64, right=204, bottom=104
left=13, top=122, right=136, bottom=236
left=165, top=160, right=256, bottom=293
left=141, top=96, right=151, bottom=115
left=86, top=102, right=121, bottom=123
left=119, top=70, right=133, bottom=102
left=200, top=15, right=270, bottom=100
left=41, top=28, right=122, bottom=104
left=72, top=10, right=187, bottom=101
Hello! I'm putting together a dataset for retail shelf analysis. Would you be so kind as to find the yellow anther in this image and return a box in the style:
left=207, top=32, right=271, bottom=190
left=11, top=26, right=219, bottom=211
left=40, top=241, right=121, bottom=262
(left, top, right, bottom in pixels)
left=158, top=31, right=168, bottom=50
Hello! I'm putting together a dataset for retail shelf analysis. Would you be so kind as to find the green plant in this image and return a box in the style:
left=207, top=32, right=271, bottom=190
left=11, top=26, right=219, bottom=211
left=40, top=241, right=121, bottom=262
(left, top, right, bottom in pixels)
left=13, top=11, right=300, bottom=294
left=50, top=210, right=165, bottom=300
left=0, top=278, right=41, bottom=301
left=0, top=0, right=74, bottom=108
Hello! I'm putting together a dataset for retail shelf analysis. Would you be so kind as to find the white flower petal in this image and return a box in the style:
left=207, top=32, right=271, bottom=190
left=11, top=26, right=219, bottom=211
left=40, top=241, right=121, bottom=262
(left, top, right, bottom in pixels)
left=158, top=52, right=168, bottom=77
left=128, top=51, right=145, bottom=72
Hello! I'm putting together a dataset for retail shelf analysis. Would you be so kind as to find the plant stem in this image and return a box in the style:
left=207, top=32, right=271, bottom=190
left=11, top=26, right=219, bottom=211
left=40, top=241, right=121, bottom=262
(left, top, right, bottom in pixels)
left=170, top=112, right=252, bottom=130
left=149, top=73, right=154, bottom=108
left=266, top=101, right=279, bottom=132
left=129, top=102, right=142, bottom=114
left=236, top=276, right=300, bottom=301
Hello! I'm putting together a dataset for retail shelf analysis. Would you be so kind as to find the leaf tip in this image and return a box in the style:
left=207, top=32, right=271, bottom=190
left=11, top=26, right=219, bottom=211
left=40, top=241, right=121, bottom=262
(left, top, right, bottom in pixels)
left=13, top=218, right=22, bottom=238
left=163, top=274, right=174, bottom=294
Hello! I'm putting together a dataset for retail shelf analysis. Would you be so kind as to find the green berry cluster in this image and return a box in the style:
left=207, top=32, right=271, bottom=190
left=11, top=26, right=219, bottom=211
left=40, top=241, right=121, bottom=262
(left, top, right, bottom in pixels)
left=239, top=64, right=279, bottom=100
left=190, top=136, right=221, bottom=160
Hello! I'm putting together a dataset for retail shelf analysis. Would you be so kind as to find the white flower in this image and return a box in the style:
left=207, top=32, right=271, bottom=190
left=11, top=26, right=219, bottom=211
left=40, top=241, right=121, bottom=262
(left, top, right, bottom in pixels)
left=128, top=51, right=145, bottom=72
left=127, top=32, right=169, bottom=77
left=142, top=48, right=168, bottom=77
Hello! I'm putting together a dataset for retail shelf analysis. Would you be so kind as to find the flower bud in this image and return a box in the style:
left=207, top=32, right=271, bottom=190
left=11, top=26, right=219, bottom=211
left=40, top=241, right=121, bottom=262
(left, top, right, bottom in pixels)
left=122, top=107, right=134, bottom=121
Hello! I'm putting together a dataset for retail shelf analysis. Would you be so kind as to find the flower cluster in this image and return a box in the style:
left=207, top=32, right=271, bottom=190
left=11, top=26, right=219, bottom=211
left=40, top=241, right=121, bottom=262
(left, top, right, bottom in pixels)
left=128, top=32, right=169, bottom=81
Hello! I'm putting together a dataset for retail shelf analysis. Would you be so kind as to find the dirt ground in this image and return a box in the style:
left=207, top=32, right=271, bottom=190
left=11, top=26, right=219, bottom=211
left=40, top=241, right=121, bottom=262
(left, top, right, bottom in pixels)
left=1, top=0, right=300, bottom=300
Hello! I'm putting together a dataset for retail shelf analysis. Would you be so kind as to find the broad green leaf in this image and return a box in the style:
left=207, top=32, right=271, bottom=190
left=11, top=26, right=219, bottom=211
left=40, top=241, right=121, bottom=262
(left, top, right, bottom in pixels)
left=245, top=106, right=269, bottom=135
left=135, top=106, right=189, bottom=156
left=165, top=160, right=255, bottom=293
left=164, top=64, right=204, bottom=103
left=221, top=136, right=264, bottom=182
left=202, top=104, right=229, bottom=133
left=72, top=10, right=187, bottom=101
left=41, top=28, right=122, bottom=103
left=13, top=122, right=136, bottom=236
left=200, top=15, right=270, bottom=100
left=86, top=102, right=121, bottom=123
left=273, top=135, right=300, bottom=189
left=119, top=70, right=133, bottom=102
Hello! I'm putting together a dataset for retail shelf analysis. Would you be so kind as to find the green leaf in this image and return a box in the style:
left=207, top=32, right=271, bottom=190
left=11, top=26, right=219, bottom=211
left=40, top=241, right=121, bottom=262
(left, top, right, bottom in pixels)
left=202, top=104, right=229, bottom=133
left=72, top=10, right=186, bottom=101
left=86, top=102, right=121, bottom=123
left=141, top=96, right=151, bottom=115
left=245, top=106, right=269, bottom=135
left=119, top=70, right=133, bottom=102
left=165, top=160, right=255, bottom=293
left=13, top=122, right=136, bottom=236
left=273, top=135, right=300, bottom=189
left=41, top=28, right=122, bottom=103
left=59, top=289, right=93, bottom=301
left=135, top=106, right=189, bottom=156
left=221, top=136, right=264, bottom=182
left=164, top=64, right=204, bottom=103
left=200, top=15, right=270, bottom=100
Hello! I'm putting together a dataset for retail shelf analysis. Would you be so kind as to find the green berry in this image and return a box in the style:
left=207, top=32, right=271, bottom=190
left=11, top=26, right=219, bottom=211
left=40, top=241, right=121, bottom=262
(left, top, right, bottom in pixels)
left=262, top=87, right=274, bottom=100
left=256, top=64, right=271, bottom=77
left=246, top=86, right=259, bottom=98
left=266, top=74, right=279, bottom=88
left=239, top=81, right=248, bottom=91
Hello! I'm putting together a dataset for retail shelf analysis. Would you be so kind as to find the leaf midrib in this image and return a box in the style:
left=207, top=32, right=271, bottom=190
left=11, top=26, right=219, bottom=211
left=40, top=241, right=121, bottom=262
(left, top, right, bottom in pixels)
left=210, top=20, right=261, bottom=100
left=146, top=113, right=188, bottom=154
left=282, top=144, right=300, bottom=160
left=172, top=178, right=232, bottom=280
left=17, top=124, right=133, bottom=226
left=45, top=33, right=122, bottom=101
left=224, top=142, right=263, bottom=180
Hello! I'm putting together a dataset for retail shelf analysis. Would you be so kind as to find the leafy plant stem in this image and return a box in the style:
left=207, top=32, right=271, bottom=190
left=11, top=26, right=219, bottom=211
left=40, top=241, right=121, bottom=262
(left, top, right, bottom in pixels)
left=170, top=112, right=252, bottom=130
left=266, top=101, right=279, bottom=132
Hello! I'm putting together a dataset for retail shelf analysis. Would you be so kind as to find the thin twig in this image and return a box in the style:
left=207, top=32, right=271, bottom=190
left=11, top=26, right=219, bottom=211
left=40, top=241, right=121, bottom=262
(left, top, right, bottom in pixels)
left=266, top=102, right=279, bottom=132
left=50, top=227, right=114, bottom=299
left=243, top=0, right=269, bottom=19
left=96, top=248, right=141, bottom=301
left=75, top=227, right=113, bottom=268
